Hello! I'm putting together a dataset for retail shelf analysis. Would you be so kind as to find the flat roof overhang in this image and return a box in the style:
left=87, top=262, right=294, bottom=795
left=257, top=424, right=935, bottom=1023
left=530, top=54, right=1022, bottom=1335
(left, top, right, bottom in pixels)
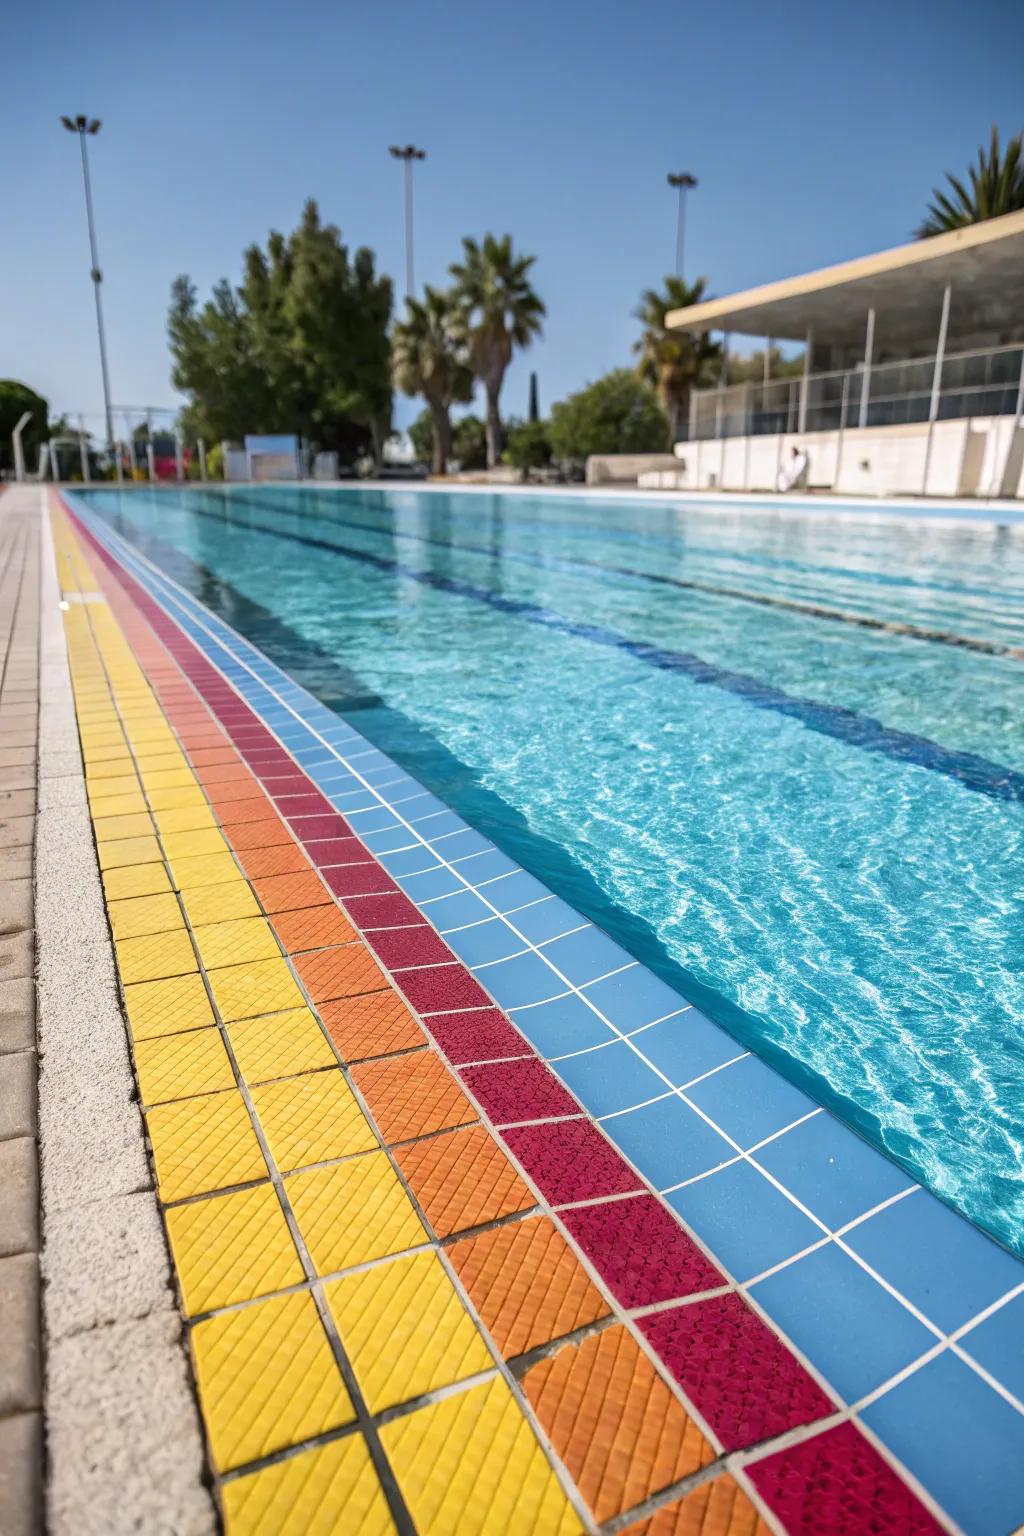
left=667, top=209, right=1024, bottom=348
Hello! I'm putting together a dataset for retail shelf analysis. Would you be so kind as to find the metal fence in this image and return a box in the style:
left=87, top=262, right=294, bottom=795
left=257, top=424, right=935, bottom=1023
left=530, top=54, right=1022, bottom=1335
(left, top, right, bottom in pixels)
left=690, top=342, right=1024, bottom=441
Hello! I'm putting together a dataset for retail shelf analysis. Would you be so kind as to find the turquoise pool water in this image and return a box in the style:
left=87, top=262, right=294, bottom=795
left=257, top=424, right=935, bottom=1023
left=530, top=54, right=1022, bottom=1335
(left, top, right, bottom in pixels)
left=79, top=485, right=1024, bottom=1254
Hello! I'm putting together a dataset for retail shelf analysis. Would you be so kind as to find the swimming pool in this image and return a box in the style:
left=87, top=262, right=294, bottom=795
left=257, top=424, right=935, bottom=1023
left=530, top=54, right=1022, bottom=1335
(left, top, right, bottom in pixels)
left=77, top=483, right=1024, bottom=1256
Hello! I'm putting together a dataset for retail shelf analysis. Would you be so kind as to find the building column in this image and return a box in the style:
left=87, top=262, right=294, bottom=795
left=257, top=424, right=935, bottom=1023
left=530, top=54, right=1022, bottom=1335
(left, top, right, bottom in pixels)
left=797, top=327, right=814, bottom=434
left=922, top=284, right=952, bottom=494
left=858, top=308, right=875, bottom=429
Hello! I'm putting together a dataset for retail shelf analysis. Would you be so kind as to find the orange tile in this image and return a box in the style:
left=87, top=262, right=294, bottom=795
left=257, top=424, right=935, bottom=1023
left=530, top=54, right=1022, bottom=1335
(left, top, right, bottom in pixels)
left=272, top=905, right=356, bottom=953
left=522, top=1325, right=714, bottom=1522
left=352, top=1051, right=475, bottom=1143
left=447, top=1215, right=608, bottom=1357
left=239, top=843, right=311, bottom=879
left=211, top=794, right=275, bottom=823
left=252, top=870, right=333, bottom=914
left=395, top=1125, right=535, bottom=1237
left=188, top=748, right=240, bottom=767
left=203, top=778, right=262, bottom=803
left=195, top=761, right=253, bottom=783
left=320, top=993, right=425, bottom=1062
left=621, top=1476, right=771, bottom=1536
left=293, top=945, right=388, bottom=1004
left=223, top=816, right=294, bottom=850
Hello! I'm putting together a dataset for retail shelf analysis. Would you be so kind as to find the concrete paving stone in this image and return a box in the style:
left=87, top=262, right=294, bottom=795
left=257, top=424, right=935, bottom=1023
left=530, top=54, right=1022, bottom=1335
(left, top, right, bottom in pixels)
left=0, top=1051, right=36, bottom=1140
left=0, top=878, right=32, bottom=934
left=0, top=791, right=36, bottom=819
left=0, top=816, right=35, bottom=851
left=0, top=1412, right=42, bottom=1536
left=0, top=736, right=35, bottom=754
left=46, top=1309, right=216, bottom=1536
left=37, top=1070, right=151, bottom=1215
left=43, top=1191, right=173, bottom=1339
left=0, top=767, right=35, bottom=793
left=0, top=1254, right=41, bottom=1413
left=0, top=752, right=34, bottom=771
left=0, top=848, right=32, bottom=881
left=38, top=749, right=83, bottom=782
left=0, top=929, right=34, bottom=983
left=0, top=1138, right=39, bottom=1256
left=38, top=775, right=86, bottom=810
left=0, top=977, right=34, bottom=1053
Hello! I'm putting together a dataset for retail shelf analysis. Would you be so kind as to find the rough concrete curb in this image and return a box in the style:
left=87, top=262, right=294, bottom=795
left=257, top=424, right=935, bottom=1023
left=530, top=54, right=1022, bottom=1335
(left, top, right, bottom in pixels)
left=35, top=494, right=215, bottom=1535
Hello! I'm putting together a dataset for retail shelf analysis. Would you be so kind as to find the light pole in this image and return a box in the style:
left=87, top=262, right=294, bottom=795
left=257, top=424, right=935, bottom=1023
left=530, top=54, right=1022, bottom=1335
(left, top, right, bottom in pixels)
left=389, top=144, right=426, bottom=300
left=61, top=115, right=114, bottom=452
left=667, top=171, right=698, bottom=280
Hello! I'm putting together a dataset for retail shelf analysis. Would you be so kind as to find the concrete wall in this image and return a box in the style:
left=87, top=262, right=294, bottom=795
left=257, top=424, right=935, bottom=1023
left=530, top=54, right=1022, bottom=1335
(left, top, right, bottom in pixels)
left=605, top=417, right=1024, bottom=499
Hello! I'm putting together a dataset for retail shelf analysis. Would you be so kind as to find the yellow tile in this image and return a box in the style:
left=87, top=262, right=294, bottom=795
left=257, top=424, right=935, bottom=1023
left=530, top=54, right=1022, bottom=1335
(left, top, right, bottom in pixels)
left=135, top=752, right=189, bottom=774
left=194, top=918, right=280, bottom=971
left=222, top=1435, right=394, bottom=1536
left=108, top=892, right=183, bottom=941
left=163, top=828, right=228, bottom=861
left=251, top=1072, right=376, bottom=1170
left=191, top=1291, right=353, bottom=1472
left=140, top=767, right=195, bottom=790
left=103, top=861, right=172, bottom=901
left=93, top=811, right=154, bottom=843
left=154, top=805, right=217, bottom=836
left=124, top=972, right=215, bottom=1040
left=84, top=757, right=136, bottom=781
left=81, top=745, right=129, bottom=765
left=148, top=785, right=208, bottom=811
left=325, top=1251, right=493, bottom=1412
left=170, top=852, right=241, bottom=890
left=115, top=928, right=198, bottom=986
left=135, top=1028, right=235, bottom=1105
left=146, top=1090, right=267, bottom=1201
left=98, top=835, right=163, bottom=871
left=127, top=725, right=176, bottom=745
left=86, top=773, right=140, bottom=798
left=285, top=1154, right=425, bottom=1273
left=381, top=1377, right=581, bottom=1536
left=229, top=1009, right=336, bottom=1085
left=207, top=957, right=304, bottom=1023
left=90, top=791, right=149, bottom=819
left=165, top=1183, right=303, bottom=1315
left=182, top=882, right=260, bottom=926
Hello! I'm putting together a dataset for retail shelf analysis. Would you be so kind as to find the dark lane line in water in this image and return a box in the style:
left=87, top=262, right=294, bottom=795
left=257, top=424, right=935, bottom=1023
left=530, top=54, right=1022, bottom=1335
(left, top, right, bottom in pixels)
left=202, top=488, right=1024, bottom=660
left=141, top=493, right=1024, bottom=807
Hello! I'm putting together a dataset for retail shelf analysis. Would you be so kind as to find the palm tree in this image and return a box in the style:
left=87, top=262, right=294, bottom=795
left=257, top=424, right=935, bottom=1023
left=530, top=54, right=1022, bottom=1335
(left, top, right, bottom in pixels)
left=917, top=127, right=1024, bottom=238
left=449, top=234, right=545, bottom=467
left=634, top=276, right=721, bottom=446
left=392, top=287, right=473, bottom=474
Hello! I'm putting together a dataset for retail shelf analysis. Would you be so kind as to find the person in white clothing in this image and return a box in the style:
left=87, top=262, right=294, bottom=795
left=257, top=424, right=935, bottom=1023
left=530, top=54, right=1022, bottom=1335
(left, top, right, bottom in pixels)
left=776, top=445, right=809, bottom=492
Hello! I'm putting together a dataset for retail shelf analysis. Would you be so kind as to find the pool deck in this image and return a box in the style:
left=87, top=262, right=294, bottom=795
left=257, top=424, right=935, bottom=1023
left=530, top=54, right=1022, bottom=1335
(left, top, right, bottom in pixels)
left=5, top=482, right=1024, bottom=1535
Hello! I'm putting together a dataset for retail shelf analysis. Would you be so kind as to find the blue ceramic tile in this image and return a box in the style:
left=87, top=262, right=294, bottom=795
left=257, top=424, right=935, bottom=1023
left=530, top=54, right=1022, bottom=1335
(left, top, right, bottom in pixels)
left=750, top=1244, right=935, bottom=1401
left=443, top=918, right=527, bottom=966
left=844, top=1189, right=1024, bottom=1334
left=666, top=1160, right=822, bottom=1282
left=359, top=828, right=417, bottom=854
left=428, top=890, right=497, bottom=932
left=607, top=1096, right=734, bottom=1191
left=327, top=789, right=382, bottom=812
left=452, top=849, right=519, bottom=883
left=629, top=1009, right=741, bottom=1086
left=472, top=950, right=564, bottom=1009
left=415, top=811, right=467, bottom=840
left=539, top=926, right=633, bottom=987
left=345, top=805, right=404, bottom=835
left=959, top=1292, right=1024, bottom=1404
left=554, top=1040, right=667, bottom=1118
left=685, top=1054, right=818, bottom=1148
left=397, top=866, right=466, bottom=901
left=432, top=828, right=494, bottom=861
left=477, top=869, right=551, bottom=911
left=379, top=846, right=440, bottom=876
left=862, top=1352, right=1024, bottom=1536
left=756, top=1111, right=915, bottom=1230
left=510, top=994, right=616, bottom=1057
left=582, top=965, right=689, bottom=1031
left=509, top=897, right=586, bottom=945
left=385, top=787, right=441, bottom=814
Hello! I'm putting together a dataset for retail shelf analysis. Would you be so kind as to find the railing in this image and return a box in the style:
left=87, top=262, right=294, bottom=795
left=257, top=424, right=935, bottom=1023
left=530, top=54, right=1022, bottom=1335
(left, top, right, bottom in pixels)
left=689, top=343, right=1024, bottom=441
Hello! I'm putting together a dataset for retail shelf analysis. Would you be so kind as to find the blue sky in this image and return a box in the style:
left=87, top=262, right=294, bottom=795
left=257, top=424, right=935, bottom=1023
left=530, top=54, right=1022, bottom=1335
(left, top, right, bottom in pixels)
left=3, top=0, right=1021, bottom=437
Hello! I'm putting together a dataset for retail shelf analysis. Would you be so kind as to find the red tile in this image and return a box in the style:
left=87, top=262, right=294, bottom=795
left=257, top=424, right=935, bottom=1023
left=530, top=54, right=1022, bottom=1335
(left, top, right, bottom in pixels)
left=304, top=837, right=365, bottom=866
left=561, top=1194, right=725, bottom=1309
left=426, top=1008, right=533, bottom=1066
left=365, top=925, right=453, bottom=970
left=341, top=893, right=424, bottom=929
left=461, top=1058, right=580, bottom=1125
left=277, top=792, right=335, bottom=818
left=261, top=774, right=314, bottom=796
left=746, top=1422, right=944, bottom=1534
left=323, top=863, right=397, bottom=898
left=503, top=1120, right=643, bottom=1205
left=397, top=964, right=492, bottom=1015
left=289, top=814, right=350, bottom=842
left=639, top=1292, right=834, bottom=1451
